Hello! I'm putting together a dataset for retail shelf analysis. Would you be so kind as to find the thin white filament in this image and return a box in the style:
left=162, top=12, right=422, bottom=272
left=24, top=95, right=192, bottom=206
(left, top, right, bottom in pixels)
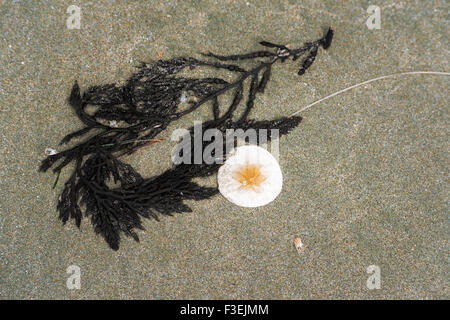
left=290, top=71, right=450, bottom=116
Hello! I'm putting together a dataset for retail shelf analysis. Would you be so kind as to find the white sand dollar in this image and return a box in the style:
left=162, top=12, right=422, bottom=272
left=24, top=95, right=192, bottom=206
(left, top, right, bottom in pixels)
left=218, top=145, right=283, bottom=207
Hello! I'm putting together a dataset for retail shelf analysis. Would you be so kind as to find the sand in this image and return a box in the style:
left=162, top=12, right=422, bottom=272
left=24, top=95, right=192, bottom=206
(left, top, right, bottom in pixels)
left=0, top=0, right=448, bottom=299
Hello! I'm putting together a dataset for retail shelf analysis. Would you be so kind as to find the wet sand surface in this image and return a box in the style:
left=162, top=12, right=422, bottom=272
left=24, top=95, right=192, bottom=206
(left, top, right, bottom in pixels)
left=0, top=0, right=448, bottom=299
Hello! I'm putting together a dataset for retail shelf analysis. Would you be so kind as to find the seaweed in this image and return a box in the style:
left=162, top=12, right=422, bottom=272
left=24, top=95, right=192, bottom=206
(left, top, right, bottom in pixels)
left=40, top=28, right=333, bottom=250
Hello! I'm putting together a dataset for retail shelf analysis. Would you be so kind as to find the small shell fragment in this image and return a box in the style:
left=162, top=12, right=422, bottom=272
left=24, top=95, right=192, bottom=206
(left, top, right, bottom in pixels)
left=294, top=237, right=305, bottom=254
left=45, top=147, right=57, bottom=156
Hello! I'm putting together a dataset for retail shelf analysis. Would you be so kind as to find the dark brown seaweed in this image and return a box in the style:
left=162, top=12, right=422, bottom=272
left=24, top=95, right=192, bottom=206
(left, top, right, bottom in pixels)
left=40, top=28, right=333, bottom=250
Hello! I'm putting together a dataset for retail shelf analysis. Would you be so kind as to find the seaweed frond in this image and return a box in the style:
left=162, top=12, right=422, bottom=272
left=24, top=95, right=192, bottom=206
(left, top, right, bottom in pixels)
left=40, top=28, right=333, bottom=250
